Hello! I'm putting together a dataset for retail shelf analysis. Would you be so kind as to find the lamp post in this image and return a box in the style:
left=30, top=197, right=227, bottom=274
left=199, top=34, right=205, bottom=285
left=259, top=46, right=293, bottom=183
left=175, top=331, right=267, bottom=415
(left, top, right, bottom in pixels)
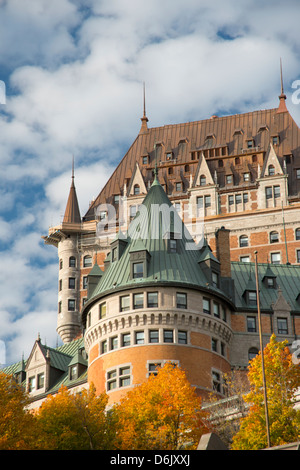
left=254, top=251, right=271, bottom=448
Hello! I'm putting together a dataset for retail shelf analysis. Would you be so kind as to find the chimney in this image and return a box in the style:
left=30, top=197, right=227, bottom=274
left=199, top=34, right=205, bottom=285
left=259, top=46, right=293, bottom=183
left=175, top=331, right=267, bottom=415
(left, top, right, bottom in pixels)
left=215, top=226, right=231, bottom=278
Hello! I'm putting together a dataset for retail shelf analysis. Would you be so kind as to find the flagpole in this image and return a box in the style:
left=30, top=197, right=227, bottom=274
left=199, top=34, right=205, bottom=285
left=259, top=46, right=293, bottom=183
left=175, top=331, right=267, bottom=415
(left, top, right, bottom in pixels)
left=254, top=251, right=271, bottom=448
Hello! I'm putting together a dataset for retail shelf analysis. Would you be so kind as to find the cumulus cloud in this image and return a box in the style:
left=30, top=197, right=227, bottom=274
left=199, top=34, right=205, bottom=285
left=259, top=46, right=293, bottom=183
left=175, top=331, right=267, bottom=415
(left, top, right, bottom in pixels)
left=1, top=0, right=300, bottom=366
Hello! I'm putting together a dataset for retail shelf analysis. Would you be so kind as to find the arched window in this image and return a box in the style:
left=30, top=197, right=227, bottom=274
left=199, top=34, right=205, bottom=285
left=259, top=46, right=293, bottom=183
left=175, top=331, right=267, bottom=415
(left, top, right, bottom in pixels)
left=270, top=231, right=279, bottom=243
left=239, top=235, right=249, bottom=247
left=248, top=347, right=259, bottom=361
left=200, top=175, right=206, bottom=186
left=268, top=164, right=275, bottom=176
left=69, top=256, right=76, bottom=268
left=134, top=184, right=140, bottom=195
left=83, top=255, right=92, bottom=267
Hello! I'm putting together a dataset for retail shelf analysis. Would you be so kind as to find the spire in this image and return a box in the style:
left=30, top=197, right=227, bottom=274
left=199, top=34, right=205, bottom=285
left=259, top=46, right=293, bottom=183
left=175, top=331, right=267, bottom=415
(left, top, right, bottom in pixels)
left=63, top=157, right=81, bottom=224
left=277, top=58, right=288, bottom=114
left=139, top=82, right=149, bottom=133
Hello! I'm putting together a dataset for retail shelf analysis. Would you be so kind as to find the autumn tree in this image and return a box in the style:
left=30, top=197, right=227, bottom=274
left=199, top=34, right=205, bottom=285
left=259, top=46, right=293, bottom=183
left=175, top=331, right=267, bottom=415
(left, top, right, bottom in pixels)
left=0, top=371, right=38, bottom=450
left=37, top=384, right=116, bottom=450
left=232, top=334, right=300, bottom=450
left=114, top=362, right=210, bottom=450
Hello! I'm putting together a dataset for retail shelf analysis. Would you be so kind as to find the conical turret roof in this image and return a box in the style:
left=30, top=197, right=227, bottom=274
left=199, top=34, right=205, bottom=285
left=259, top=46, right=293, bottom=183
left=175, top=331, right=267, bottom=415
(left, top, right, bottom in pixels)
left=63, top=163, right=81, bottom=224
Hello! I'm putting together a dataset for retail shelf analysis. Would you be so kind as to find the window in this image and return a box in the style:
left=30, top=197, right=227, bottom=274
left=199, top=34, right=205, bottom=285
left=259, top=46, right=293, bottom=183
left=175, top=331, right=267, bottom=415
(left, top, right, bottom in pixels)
left=268, top=165, right=275, bottom=176
left=222, top=307, right=227, bottom=322
left=68, top=299, right=75, bottom=311
left=69, top=256, right=76, bottom=267
left=266, top=277, right=276, bottom=289
left=203, top=298, right=210, bottom=314
left=112, top=247, right=117, bottom=262
left=274, top=186, right=280, bottom=198
left=270, top=231, right=279, bottom=243
left=135, top=331, right=145, bottom=344
left=130, top=205, right=137, bottom=220
left=212, top=338, right=218, bottom=352
left=70, top=366, right=77, bottom=380
left=271, top=252, right=281, bottom=264
left=221, top=342, right=225, bottom=356
left=228, top=195, right=234, bottom=206
left=58, top=301, right=62, bottom=313
left=107, top=370, right=117, bottom=390
left=110, top=336, right=118, bottom=350
left=169, top=238, right=177, bottom=253
left=37, top=373, right=44, bottom=389
left=243, top=193, right=249, bottom=203
left=134, top=184, right=140, bottom=195
left=243, top=173, right=250, bottom=182
left=235, top=157, right=240, bottom=165
left=176, top=292, right=187, bottom=309
left=272, top=136, right=279, bottom=145
left=239, top=235, right=248, bottom=247
left=212, top=272, right=219, bottom=288
left=142, top=156, right=148, bottom=165
left=213, top=302, right=220, bottom=318
left=148, top=363, right=161, bottom=376
left=297, top=250, right=300, bottom=263
left=147, top=292, right=158, bottom=308
left=99, top=211, right=107, bottom=220
left=247, top=316, right=256, bottom=332
left=120, top=295, right=130, bottom=312
left=248, top=291, right=257, bottom=306
left=200, top=175, right=206, bottom=186
left=119, top=367, right=131, bottom=387
left=101, top=340, right=107, bottom=354
left=277, top=318, right=288, bottom=335
left=122, top=333, right=131, bottom=347
left=59, top=259, right=63, bottom=270
left=266, top=187, right=273, bottom=199
left=133, top=293, right=144, bottom=309
left=163, top=330, right=174, bottom=343
left=247, top=139, right=254, bottom=148
left=248, top=348, right=259, bottom=361
left=296, top=228, right=300, bottom=240
left=114, top=194, right=120, bottom=204
left=149, top=330, right=159, bottom=343
left=212, top=371, right=221, bottom=393
left=133, top=262, right=144, bottom=278
left=235, top=194, right=242, bottom=204
left=59, top=279, right=62, bottom=291
left=226, top=174, right=233, bottom=184
left=204, top=195, right=211, bottom=208
left=240, top=256, right=250, bottom=263
left=297, top=169, right=300, bottom=179
left=99, top=302, right=106, bottom=319
left=178, top=331, right=187, bottom=344
left=196, top=196, right=203, bottom=213
left=69, top=277, right=75, bottom=289
left=176, top=182, right=182, bottom=192
left=28, top=376, right=36, bottom=393
left=83, top=276, right=88, bottom=289
left=83, top=255, right=92, bottom=267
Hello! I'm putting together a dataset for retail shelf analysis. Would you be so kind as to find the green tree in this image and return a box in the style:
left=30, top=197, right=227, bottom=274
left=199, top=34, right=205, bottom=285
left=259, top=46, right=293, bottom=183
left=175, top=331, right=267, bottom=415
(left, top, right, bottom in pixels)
left=232, top=334, right=300, bottom=450
left=114, top=362, right=210, bottom=450
left=0, top=371, right=38, bottom=449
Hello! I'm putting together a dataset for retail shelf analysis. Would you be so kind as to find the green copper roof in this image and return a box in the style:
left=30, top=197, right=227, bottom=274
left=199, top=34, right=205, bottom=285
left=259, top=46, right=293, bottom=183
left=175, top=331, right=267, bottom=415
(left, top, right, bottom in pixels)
left=231, top=261, right=300, bottom=311
left=87, top=180, right=216, bottom=304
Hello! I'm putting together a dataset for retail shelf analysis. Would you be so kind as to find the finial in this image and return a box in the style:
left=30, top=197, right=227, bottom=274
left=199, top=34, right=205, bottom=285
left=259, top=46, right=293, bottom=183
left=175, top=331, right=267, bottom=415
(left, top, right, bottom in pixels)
left=277, top=58, right=288, bottom=113
left=139, top=81, right=148, bottom=133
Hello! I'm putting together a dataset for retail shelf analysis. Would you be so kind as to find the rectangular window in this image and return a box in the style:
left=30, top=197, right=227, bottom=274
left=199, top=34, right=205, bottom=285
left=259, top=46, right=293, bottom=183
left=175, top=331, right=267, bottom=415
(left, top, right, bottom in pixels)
left=120, top=295, right=130, bottom=312
left=176, top=182, right=182, bottom=192
left=169, top=238, right=177, bottom=253
left=213, top=302, right=220, bottom=318
left=133, top=262, right=144, bottom=278
left=203, top=298, right=211, bottom=314
left=148, top=363, right=161, bottom=376
left=69, top=277, right=76, bottom=289
left=212, top=371, right=221, bottom=393
left=243, top=173, right=250, bottom=182
left=243, top=193, right=249, bottom=203
left=247, top=316, right=256, bottom=332
left=101, top=340, right=107, bottom=354
left=240, top=256, right=250, bottom=263
left=135, top=331, right=145, bottom=344
left=212, top=272, right=219, bottom=288
left=119, top=367, right=131, bottom=387
left=112, top=247, right=117, bottom=262
left=297, top=250, right=300, bottom=263
left=130, top=205, right=137, bottom=220
left=226, top=175, right=233, bottom=184
left=68, top=299, right=75, bottom=311
left=176, top=292, right=187, bottom=309
left=248, top=291, right=257, bottom=306
left=274, top=185, right=280, bottom=198
left=278, top=318, right=288, bottom=335
left=37, top=373, right=44, bottom=389
left=163, top=330, right=174, bottom=343
left=266, top=187, right=273, bottom=199
left=178, top=331, right=187, bottom=344
left=122, top=333, right=131, bottom=347
left=222, top=307, right=227, bottom=322
left=133, top=293, right=144, bottom=309
left=235, top=194, right=242, bottom=205
left=228, top=195, right=234, bottom=205
left=70, top=366, right=77, bottom=380
left=204, top=195, right=211, bottom=207
left=83, top=276, right=88, bottom=289
left=212, top=338, right=217, bottom=352
left=107, top=370, right=117, bottom=390
left=147, top=292, right=158, bottom=308
left=196, top=196, right=203, bottom=208
left=110, top=336, right=118, bottom=350
left=99, top=302, right=106, bottom=319
left=149, top=330, right=159, bottom=343
left=271, top=252, right=281, bottom=265
left=28, top=376, right=36, bottom=393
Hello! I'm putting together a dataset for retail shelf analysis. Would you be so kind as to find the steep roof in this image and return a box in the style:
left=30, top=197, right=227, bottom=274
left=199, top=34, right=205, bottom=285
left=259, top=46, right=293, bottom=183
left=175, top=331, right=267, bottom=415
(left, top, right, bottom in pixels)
left=84, top=99, right=300, bottom=220
left=82, top=175, right=229, bottom=323
left=63, top=167, right=81, bottom=224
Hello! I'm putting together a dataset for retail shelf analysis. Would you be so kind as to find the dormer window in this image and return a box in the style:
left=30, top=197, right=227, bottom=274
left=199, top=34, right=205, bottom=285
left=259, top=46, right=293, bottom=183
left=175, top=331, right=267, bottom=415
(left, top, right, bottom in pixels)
left=134, top=184, right=140, bottom=195
left=133, top=262, right=143, bottom=278
left=268, top=165, right=275, bottom=176
left=200, top=175, right=206, bottom=186
left=272, top=135, right=279, bottom=145
left=248, top=291, right=257, bottom=306
left=247, top=139, right=254, bottom=149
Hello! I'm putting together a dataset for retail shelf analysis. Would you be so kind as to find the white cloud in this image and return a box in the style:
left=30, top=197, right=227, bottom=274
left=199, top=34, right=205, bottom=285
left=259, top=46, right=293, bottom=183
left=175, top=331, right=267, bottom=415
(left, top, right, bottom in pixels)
left=0, top=0, right=300, bottom=366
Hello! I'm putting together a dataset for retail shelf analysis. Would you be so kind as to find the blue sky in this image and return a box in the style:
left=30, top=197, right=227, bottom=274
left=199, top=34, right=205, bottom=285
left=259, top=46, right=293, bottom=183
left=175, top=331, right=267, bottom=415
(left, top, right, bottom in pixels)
left=1, top=0, right=300, bottom=366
